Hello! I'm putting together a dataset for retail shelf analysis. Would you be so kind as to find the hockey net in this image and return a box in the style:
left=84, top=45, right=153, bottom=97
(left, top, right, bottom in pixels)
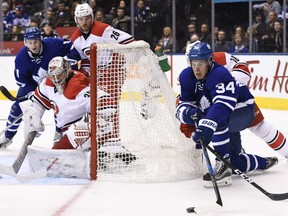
left=90, top=40, right=203, bottom=182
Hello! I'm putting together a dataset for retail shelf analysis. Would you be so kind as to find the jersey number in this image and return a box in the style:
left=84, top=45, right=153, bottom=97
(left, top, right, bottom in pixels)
left=84, top=91, right=90, bottom=98
left=215, top=82, right=235, bottom=94
left=111, top=31, right=120, bottom=40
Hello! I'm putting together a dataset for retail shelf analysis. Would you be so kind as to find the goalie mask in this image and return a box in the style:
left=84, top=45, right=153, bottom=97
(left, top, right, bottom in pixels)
left=48, top=57, right=71, bottom=94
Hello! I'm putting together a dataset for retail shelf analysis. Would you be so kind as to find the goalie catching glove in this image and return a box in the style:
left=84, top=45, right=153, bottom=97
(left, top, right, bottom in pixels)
left=66, top=120, right=91, bottom=149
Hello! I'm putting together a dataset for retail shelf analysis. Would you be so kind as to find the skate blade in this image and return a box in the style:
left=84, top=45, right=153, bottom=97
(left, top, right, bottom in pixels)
left=203, top=176, right=232, bottom=188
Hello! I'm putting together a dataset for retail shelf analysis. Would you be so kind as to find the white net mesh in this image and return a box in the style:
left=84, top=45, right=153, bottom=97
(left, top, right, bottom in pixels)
left=92, top=41, right=203, bottom=182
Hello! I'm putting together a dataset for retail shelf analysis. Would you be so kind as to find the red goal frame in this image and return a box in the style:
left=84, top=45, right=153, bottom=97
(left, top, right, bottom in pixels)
left=90, top=43, right=97, bottom=180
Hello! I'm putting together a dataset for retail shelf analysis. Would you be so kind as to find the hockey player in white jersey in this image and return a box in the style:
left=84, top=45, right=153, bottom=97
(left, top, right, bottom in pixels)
left=21, top=56, right=116, bottom=141
left=181, top=41, right=288, bottom=161
left=65, top=3, right=135, bottom=147
left=68, top=3, right=134, bottom=74
left=21, top=56, right=136, bottom=167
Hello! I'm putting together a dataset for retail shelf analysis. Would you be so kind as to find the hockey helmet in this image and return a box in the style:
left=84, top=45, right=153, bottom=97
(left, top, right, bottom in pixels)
left=74, top=3, right=94, bottom=21
left=185, top=40, right=201, bottom=66
left=188, top=42, right=213, bottom=62
left=24, top=27, right=41, bottom=40
left=48, top=57, right=71, bottom=94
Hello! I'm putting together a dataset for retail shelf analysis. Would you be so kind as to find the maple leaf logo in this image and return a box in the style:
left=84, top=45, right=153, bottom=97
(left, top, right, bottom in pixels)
left=33, top=67, right=47, bottom=84
left=199, top=95, right=210, bottom=111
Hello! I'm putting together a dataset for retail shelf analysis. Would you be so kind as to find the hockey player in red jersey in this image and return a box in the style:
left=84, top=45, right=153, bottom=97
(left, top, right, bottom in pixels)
left=181, top=41, right=288, bottom=160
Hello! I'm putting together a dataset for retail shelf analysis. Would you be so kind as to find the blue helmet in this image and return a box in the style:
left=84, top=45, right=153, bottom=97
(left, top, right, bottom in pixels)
left=24, top=27, right=41, bottom=40
left=188, top=42, right=213, bottom=62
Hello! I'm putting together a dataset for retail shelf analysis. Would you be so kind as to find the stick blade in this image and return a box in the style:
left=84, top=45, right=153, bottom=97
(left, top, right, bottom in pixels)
left=0, top=163, right=47, bottom=182
left=268, top=192, right=288, bottom=201
left=187, top=203, right=222, bottom=215
left=0, top=85, right=16, bottom=101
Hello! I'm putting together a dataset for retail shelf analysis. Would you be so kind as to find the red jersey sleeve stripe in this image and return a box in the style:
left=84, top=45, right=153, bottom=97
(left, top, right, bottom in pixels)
left=34, top=87, right=52, bottom=110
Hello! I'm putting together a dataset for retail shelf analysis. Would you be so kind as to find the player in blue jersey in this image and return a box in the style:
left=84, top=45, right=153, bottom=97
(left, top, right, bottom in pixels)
left=176, top=42, right=278, bottom=187
left=0, top=27, right=73, bottom=148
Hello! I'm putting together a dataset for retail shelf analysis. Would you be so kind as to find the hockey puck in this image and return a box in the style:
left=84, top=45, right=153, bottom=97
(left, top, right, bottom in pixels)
left=186, top=207, right=195, bottom=213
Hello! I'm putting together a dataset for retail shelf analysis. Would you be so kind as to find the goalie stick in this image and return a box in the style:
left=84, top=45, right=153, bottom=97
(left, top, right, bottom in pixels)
left=0, top=157, right=59, bottom=182
left=12, top=131, right=37, bottom=173
left=206, top=145, right=288, bottom=201
left=0, top=163, right=47, bottom=182
left=186, top=138, right=223, bottom=215
left=0, top=85, right=27, bottom=101
left=0, top=131, right=46, bottom=181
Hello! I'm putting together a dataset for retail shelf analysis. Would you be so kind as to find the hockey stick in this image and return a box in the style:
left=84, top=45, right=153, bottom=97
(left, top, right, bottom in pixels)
left=0, top=131, right=36, bottom=174
left=12, top=131, right=37, bottom=173
left=0, top=163, right=47, bottom=182
left=187, top=138, right=223, bottom=215
left=0, top=131, right=48, bottom=182
left=0, top=85, right=17, bottom=101
left=0, top=85, right=27, bottom=101
left=0, top=155, right=59, bottom=182
left=206, top=145, right=288, bottom=201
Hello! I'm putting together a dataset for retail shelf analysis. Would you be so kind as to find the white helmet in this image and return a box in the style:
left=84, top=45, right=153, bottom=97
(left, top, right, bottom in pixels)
left=48, top=57, right=71, bottom=94
left=74, top=3, right=94, bottom=22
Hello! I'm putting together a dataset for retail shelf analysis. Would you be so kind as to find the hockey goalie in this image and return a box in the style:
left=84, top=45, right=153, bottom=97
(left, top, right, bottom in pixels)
left=20, top=56, right=136, bottom=179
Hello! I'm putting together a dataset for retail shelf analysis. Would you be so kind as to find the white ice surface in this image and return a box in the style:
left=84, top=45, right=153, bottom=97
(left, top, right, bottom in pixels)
left=0, top=101, right=288, bottom=216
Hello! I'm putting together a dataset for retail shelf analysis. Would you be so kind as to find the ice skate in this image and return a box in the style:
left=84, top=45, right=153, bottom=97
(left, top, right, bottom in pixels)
left=203, top=160, right=232, bottom=188
left=262, top=157, right=278, bottom=170
left=0, top=135, right=12, bottom=149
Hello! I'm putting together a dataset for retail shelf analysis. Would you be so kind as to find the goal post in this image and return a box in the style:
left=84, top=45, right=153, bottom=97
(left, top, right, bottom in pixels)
left=90, top=41, right=203, bottom=182
left=90, top=43, right=97, bottom=180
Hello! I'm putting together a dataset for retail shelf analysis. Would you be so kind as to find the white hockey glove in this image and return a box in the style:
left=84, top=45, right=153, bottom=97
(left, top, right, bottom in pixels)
left=20, top=100, right=45, bottom=138
left=67, top=120, right=91, bottom=149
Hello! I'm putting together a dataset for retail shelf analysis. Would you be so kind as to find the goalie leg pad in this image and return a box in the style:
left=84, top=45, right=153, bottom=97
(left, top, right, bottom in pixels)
left=28, top=146, right=90, bottom=179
